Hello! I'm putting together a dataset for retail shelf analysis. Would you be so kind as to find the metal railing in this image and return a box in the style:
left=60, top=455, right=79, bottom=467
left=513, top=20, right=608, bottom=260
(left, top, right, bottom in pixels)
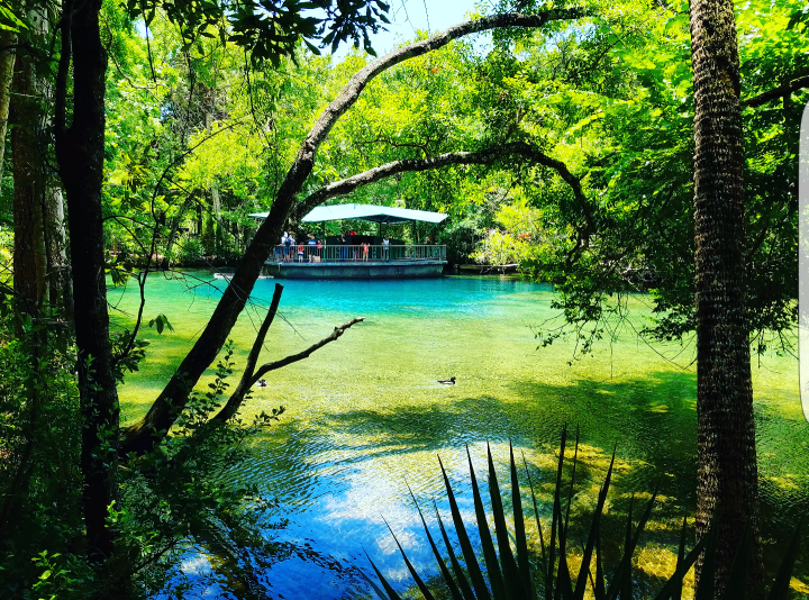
left=271, top=244, right=446, bottom=263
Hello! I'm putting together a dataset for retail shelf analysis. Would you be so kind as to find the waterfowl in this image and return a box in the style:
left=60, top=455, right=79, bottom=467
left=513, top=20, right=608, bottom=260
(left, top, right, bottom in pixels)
left=438, top=377, right=456, bottom=385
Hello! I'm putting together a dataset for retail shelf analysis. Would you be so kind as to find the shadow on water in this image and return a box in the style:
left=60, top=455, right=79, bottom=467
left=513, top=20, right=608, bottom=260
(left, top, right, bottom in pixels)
left=207, top=368, right=809, bottom=599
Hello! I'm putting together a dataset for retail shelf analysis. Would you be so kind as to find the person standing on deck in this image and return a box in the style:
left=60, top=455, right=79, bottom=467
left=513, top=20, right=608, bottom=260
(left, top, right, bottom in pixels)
left=339, top=233, right=347, bottom=261
left=307, top=233, right=318, bottom=262
left=282, top=231, right=292, bottom=262
left=382, top=236, right=390, bottom=261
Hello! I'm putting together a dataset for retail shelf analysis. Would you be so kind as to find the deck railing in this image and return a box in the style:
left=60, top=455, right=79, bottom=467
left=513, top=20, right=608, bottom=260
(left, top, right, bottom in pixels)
left=271, top=244, right=446, bottom=263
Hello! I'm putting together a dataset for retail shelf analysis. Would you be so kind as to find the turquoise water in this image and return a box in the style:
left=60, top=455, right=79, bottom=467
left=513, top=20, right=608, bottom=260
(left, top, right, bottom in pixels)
left=112, top=272, right=808, bottom=598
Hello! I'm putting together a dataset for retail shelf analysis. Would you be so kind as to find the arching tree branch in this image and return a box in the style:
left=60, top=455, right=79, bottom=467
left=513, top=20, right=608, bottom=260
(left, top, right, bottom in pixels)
left=212, top=282, right=284, bottom=423
left=300, top=140, right=594, bottom=259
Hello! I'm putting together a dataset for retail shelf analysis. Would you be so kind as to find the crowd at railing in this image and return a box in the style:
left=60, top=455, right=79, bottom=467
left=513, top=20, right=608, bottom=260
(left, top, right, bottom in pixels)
left=272, top=242, right=446, bottom=263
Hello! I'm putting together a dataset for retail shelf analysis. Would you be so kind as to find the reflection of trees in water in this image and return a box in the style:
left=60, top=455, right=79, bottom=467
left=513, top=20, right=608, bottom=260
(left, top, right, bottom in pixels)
left=169, top=507, right=369, bottom=600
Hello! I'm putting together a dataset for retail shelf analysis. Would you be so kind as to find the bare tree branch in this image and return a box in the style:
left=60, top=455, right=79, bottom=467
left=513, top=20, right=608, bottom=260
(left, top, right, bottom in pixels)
left=214, top=315, right=364, bottom=423
left=250, top=317, right=365, bottom=382
left=742, top=74, right=809, bottom=108
left=212, top=282, right=284, bottom=423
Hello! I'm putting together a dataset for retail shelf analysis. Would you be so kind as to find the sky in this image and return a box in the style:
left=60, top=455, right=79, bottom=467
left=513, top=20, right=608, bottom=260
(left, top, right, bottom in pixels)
left=343, top=0, right=496, bottom=56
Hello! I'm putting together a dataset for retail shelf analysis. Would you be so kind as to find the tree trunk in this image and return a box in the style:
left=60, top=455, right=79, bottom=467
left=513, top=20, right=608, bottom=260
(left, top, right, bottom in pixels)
left=44, top=186, right=74, bottom=319
left=11, top=18, right=47, bottom=316
left=0, top=29, right=16, bottom=180
left=689, top=0, right=761, bottom=594
left=54, top=0, right=123, bottom=585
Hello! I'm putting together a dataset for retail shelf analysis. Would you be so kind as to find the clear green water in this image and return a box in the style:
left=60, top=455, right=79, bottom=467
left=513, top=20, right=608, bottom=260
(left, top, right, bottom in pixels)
left=113, top=272, right=807, bottom=598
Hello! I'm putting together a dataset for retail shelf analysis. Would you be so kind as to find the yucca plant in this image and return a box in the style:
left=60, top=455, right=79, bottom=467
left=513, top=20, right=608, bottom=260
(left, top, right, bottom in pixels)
left=365, top=427, right=801, bottom=600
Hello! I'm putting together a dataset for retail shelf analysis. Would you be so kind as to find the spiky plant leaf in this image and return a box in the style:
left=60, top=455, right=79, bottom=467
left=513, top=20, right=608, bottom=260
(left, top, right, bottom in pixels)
left=523, top=453, right=547, bottom=567
left=605, top=486, right=659, bottom=600
left=573, top=449, right=616, bottom=600
left=720, top=519, right=751, bottom=600
left=466, top=446, right=506, bottom=600
left=364, top=550, right=406, bottom=600
left=487, top=443, right=523, bottom=598
left=653, top=520, right=714, bottom=600
left=407, top=485, right=464, bottom=600
left=621, top=495, right=635, bottom=600
left=512, top=445, right=536, bottom=598
left=439, top=456, right=492, bottom=600
left=548, top=426, right=568, bottom=600
left=766, top=518, right=802, bottom=600
left=562, top=430, right=581, bottom=557
left=434, top=502, right=478, bottom=600
left=670, top=517, right=688, bottom=600
left=383, top=516, right=437, bottom=600
left=695, top=520, right=718, bottom=600
left=595, top=520, right=606, bottom=600
left=557, top=550, right=575, bottom=600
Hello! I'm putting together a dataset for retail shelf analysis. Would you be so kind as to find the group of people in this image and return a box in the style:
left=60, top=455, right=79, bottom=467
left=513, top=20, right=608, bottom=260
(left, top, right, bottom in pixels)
left=335, top=233, right=390, bottom=262
left=279, top=231, right=323, bottom=263
left=278, top=231, right=391, bottom=263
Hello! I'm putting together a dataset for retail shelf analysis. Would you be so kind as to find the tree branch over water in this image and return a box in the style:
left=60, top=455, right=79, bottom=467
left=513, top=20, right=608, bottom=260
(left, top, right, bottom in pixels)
left=300, top=141, right=594, bottom=260
left=301, top=142, right=586, bottom=208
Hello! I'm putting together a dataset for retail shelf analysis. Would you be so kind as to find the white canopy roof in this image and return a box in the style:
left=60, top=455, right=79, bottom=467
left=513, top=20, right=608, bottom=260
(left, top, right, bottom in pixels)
left=251, top=203, right=447, bottom=225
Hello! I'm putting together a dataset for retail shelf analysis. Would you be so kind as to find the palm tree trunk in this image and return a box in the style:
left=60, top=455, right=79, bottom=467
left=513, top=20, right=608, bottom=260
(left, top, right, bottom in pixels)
left=689, top=0, right=762, bottom=595
left=11, top=11, right=46, bottom=316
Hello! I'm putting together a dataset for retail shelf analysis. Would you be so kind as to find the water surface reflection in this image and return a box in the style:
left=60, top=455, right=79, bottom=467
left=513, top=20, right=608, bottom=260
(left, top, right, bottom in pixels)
left=116, top=274, right=806, bottom=598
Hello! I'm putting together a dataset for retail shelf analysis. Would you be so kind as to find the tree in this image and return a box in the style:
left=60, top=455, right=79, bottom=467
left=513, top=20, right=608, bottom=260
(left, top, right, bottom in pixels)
left=689, top=0, right=761, bottom=593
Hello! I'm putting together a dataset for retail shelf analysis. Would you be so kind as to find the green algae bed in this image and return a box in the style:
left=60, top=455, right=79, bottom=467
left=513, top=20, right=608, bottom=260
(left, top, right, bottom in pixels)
left=112, top=272, right=808, bottom=598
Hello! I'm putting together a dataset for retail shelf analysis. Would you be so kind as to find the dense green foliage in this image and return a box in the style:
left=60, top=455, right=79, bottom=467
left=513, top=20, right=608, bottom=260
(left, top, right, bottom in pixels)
left=0, top=310, right=281, bottom=597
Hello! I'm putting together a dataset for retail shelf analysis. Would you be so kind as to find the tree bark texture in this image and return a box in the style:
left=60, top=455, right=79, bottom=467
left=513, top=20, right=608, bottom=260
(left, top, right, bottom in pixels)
left=121, top=9, right=586, bottom=454
left=43, top=187, right=74, bottom=319
left=11, top=27, right=47, bottom=315
left=689, top=0, right=761, bottom=594
left=54, top=0, right=120, bottom=568
left=0, top=29, right=16, bottom=181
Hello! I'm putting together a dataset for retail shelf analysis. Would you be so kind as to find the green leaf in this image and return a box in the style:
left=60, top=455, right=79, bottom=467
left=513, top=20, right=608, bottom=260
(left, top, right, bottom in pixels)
left=363, top=551, right=404, bottom=600
left=487, top=443, right=522, bottom=598
left=383, top=516, right=437, bottom=600
left=574, top=449, right=616, bottom=600
left=466, top=446, right=505, bottom=600
left=439, top=456, right=492, bottom=600
left=407, top=486, right=464, bottom=600
left=511, top=445, right=534, bottom=598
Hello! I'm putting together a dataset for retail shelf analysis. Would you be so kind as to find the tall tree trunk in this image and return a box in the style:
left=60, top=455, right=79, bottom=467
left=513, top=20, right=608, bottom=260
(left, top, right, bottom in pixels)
left=55, top=0, right=124, bottom=588
left=11, top=17, right=47, bottom=316
left=0, top=30, right=16, bottom=180
left=689, top=0, right=761, bottom=595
